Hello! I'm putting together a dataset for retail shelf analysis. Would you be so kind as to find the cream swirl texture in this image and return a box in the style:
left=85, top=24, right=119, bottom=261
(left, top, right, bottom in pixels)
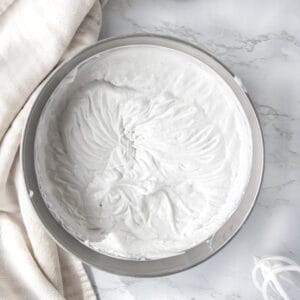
left=35, top=45, right=253, bottom=259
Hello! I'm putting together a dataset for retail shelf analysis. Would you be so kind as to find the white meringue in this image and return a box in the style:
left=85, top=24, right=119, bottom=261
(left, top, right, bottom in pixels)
left=35, top=45, right=253, bottom=259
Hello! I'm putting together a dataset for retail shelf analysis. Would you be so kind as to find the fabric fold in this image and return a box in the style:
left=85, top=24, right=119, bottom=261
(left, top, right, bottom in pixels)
left=0, top=0, right=105, bottom=299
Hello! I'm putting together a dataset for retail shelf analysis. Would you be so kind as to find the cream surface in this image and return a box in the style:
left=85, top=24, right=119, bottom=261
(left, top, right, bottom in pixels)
left=35, top=45, right=253, bottom=259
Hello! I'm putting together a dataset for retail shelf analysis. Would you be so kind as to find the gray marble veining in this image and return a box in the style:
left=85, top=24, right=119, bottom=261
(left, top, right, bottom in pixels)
left=90, top=0, right=300, bottom=298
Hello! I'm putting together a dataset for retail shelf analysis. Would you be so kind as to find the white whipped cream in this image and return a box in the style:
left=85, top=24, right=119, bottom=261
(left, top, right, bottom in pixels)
left=35, top=45, right=253, bottom=259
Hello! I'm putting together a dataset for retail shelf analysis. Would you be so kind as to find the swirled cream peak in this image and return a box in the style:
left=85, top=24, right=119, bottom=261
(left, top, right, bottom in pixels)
left=35, top=45, right=252, bottom=259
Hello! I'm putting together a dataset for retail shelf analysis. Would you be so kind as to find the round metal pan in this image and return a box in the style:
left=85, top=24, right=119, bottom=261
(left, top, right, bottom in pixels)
left=21, top=34, right=264, bottom=277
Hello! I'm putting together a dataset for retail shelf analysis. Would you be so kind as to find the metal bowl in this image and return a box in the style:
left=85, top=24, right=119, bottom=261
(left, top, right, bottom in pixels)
left=21, top=34, right=264, bottom=277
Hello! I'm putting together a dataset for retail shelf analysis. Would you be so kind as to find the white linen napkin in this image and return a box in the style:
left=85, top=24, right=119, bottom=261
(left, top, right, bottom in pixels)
left=0, top=1, right=107, bottom=299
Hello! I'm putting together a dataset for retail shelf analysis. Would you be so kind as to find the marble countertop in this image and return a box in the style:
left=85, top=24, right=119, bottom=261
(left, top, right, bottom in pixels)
left=89, top=0, right=300, bottom=299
